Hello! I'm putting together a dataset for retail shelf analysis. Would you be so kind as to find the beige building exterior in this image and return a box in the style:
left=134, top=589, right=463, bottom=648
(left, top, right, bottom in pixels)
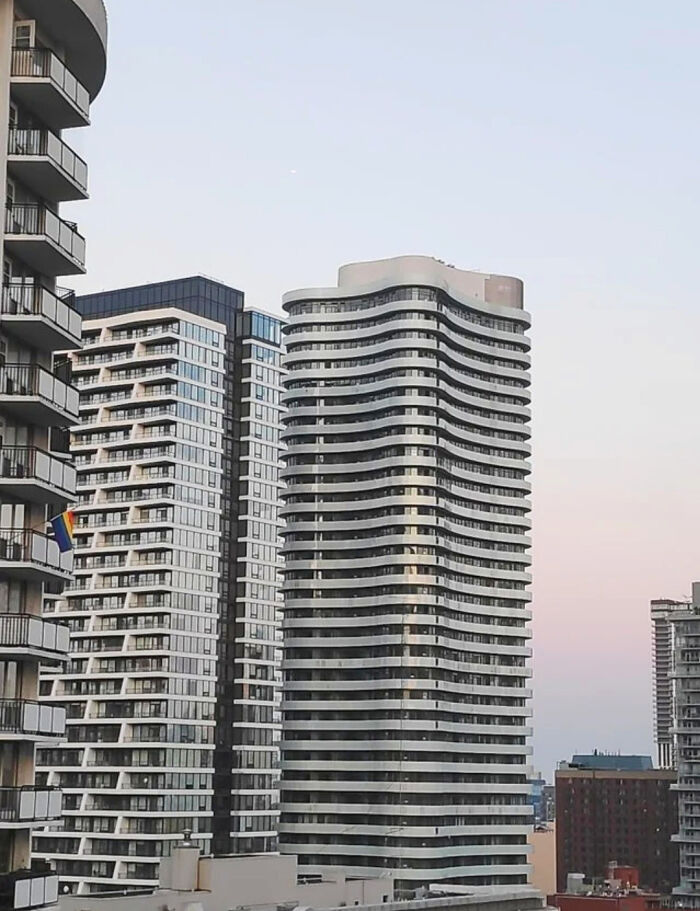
left=58, top=846, right=393, bottom=911
left=528, top=825, right=556, bottom=897
left=56, top=839, right=549, bottom=911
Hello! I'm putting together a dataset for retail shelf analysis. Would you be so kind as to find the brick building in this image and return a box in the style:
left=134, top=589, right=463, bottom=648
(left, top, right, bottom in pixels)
left=555, top=755, right=678, bottom=894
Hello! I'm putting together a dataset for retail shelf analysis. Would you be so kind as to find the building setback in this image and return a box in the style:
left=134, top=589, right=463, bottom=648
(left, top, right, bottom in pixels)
left=0, top=2, right=106, bottom=909
left=279, top=256, right=533, bottom=894
left=34, top=277, right=284, bottom=895
left=555, top=758, right=678, bottom=894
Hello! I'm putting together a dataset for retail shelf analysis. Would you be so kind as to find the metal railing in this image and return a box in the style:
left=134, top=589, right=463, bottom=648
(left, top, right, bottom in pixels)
left=0, top=787, right=61, bottom=822
left=5, top=204, right=86, bottom=267
left=0, top=614, right=69, bottom=655
left=8, top=128, right=88, bottom=192
left=0, top=364, right=79, bottom=418
left=11, top=46, right=90, bottom=119
left=0, top=446, right=76, bottom=493
left=0, top=529, right=73, bottom=576
left=0, top=863, right=58, bottom=911
left=0, top=699, right=65, bottom=736
left=1, top=282, right=81, bottom=341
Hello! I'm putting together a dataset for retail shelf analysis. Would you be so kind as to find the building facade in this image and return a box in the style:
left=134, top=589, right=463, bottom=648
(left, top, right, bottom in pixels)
left=555, top=758, right=678, bottom=894
left=0, top=1, right=106, bottom=908
left=527, top=823, right=555, bottom=897
left=279, top=256, right=533, bottom=894
left=651, top=598, right=688, bottom=770
left=669, top=583, right=700, bottom=907
left=34, top=278, right=284, bottom=895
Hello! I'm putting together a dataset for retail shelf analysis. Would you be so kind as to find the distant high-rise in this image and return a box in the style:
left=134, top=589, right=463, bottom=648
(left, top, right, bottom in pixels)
left=279, top=256, right=533, bottom=893
left=34, top=278, right=284, bottom=895
left=651, top=597, right=688, bottom=769
left=0, top=2, right=107, bottom=908
left=669, top=583, right=700, bottom=907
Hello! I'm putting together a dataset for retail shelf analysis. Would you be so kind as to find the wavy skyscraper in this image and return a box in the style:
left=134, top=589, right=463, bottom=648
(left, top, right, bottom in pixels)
left=278, top=256, right=533, bottom=894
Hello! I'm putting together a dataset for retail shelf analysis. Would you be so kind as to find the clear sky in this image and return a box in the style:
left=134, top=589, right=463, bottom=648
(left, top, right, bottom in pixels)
left=68, top=0, right=700, bottom=778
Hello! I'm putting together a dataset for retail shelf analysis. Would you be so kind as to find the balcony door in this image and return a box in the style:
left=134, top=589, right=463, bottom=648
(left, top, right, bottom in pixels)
left=13, top=20, right=35, bottom=49
left=3, top=257, right=34, bottom=321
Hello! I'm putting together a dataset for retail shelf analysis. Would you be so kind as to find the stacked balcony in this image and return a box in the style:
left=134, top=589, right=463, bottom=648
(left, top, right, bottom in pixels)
left=0, top=864, right=58, bottom=911
left=8, top=129, right=87, bottom=203
left=0, top=701, right=65, bottom=741
left=1, top=1, right=107, bottom=904
left=10, top=48, right=90, bottom=131
left=0, top=615, right=69, bottom=664
left=0, top=447, right=76, bottom=505
left=0, top=284, right=81, bottom=351
left=0, top=364, right=79, bottom=426
left=4, top=205, right=85, bottom=276
left=0, top=531, right=72, bottom=584
left=0, top=789, right=62, bottom=828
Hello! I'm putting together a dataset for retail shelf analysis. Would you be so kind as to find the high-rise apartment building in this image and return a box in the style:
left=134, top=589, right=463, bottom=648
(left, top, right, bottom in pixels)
left=651, top=597, right=688, bottom=769
left=668, top=582, right=700, bottom=907
left=34, top=277, right=284, bottom=895
left=555, top=755, right=678, bottom=894
left=279, top=256, right=533, bottom=894
left=0, top=2, right=106, bottom=908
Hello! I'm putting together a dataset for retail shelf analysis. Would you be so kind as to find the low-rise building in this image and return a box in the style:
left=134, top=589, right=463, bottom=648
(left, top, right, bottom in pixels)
left=555, top=755, right=677, bottom=893
left=55, top=836, right=549, bottom=911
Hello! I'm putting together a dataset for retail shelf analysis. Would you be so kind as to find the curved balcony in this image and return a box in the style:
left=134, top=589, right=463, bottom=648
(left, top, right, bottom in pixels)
left=1, top=283, right=81, bottom=351
left=0, top=614, right=69, bottom=664
left=17, top=1, right=108, bottom=99
left=8, top=128, right=87, bottom=203
left=0, top=365, right=79, bottom=426
left=0, top=863, right=58, bottom=911
left=0, top=447, right=76, bottom=505
left=0, top=530, right=73, bottom=584
left=0, top=700, right=65, bottom=740
left=10, top=47, right=89, bottom=130
left=0, top=787, right=62, bottom=828
left=4, top=205, right=86, bottom=276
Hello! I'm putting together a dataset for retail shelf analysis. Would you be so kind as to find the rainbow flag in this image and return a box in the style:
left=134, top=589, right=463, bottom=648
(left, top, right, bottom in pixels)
left=50, top=510, right=75, bottom=553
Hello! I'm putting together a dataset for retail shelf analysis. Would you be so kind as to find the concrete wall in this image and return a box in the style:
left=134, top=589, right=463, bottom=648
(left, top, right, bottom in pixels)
left=296, top=870, right=392, bottom=906
left=198, top=853, right=299, bottom=904
left=59, top=852, right=393, bottom=911
left=59, top=887, right=545, bottom=911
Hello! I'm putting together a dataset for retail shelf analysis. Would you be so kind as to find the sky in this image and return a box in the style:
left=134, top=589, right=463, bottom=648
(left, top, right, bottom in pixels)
left=67, top=0, right=700, bottom=778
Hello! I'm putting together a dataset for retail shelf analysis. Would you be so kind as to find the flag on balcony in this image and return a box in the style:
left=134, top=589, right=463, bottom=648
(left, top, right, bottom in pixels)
left=50, top=510, right=75, bottom=553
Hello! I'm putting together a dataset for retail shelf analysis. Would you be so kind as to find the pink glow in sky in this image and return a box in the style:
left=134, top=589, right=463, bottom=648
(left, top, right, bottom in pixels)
left=68, top=0, right=700, bottom=777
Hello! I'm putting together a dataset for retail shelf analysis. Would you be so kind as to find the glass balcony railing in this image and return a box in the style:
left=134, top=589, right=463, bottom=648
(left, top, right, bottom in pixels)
left=0, top=445, right=76, bottom=496
left=0, top=699, right=65, bottom=738
left=8, top=128, right=88, bottom=194
left=0, top=863, right=58, bottom=911
left=0, top=614, right=69, bottom=657
left=0, top=529, right=73, bottom=579
left=5, top=204, right=86, bottom=269
left=11, top=46, right=89, bottom=120
left=0, top=364, right=79, bottom=422
left=0, top=787, right=62, bottom=824
left=1, top=283, right=81, bottom=345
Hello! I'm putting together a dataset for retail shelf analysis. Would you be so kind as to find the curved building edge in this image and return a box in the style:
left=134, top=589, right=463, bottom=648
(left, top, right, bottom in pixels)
left=20, top=0, right=108, bottom=97
left=283, top=255, right=529, bottom=321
